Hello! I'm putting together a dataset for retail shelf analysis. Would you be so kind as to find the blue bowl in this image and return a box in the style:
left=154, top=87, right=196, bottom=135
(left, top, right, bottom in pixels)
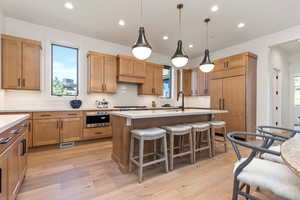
left=70, top=99, right=82, bottom=109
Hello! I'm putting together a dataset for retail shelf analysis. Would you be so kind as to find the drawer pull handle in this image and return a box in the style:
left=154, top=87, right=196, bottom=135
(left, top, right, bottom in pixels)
left=95, top=132, right=103, bottom=135
left=40, top=114, right=51, bottom=117
left=68, top=113, right=77, bottom=116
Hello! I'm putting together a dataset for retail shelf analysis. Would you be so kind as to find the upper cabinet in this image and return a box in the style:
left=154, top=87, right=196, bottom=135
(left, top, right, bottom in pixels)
left=87, top=51, right=117, bottom=93
left=177, top=68, right=209, bottom=96
left=1, top=34, right=41, bottom=90
left=117, top=55, right=146, bottom=84
left=138, top=62, right=163, bottom=95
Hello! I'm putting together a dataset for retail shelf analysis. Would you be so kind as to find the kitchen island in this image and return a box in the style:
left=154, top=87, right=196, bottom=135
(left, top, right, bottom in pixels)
left=110, top=109, right=227, bottom=173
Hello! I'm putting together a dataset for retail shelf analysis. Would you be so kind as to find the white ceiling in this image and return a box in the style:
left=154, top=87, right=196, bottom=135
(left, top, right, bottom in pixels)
left=1, top=0, right=300, bottom=58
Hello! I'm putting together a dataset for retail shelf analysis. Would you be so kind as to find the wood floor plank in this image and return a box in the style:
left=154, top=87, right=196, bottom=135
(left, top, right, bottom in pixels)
left=18, top=139, right=280, bottom=200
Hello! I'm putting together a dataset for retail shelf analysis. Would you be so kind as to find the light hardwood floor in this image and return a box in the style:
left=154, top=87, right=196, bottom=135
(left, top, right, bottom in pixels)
left=18, top=139, right=278, bottom=200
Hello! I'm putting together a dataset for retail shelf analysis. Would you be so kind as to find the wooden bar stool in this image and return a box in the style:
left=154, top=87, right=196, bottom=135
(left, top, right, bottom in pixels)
left=210, top=121, right=227, bottom=156
left=129, top=127, right=168, bottom=183
left=187, top=122, right=212, bottom=162
left=162, top=125, right=193, bottom=170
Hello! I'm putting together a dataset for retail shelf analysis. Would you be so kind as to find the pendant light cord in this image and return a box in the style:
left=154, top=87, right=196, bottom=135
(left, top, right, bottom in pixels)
left=206, top=20, right=209, bottom=49
left=179, top=7, right=182, bottom=40
left=139, top=0, right=143, bottom=27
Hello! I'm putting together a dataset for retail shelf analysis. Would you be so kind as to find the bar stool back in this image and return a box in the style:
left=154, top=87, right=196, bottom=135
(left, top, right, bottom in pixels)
left=129, top=128, right=168, bottom=183
left=210, top=121, right=227, bottom=156
left=162, top=125, right=193, bottom=170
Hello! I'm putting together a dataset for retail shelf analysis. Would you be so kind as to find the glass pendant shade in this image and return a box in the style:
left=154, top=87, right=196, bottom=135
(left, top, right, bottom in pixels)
left=132, top=27, right=152, bottom=60
left=199, top=49, right=215, bottom=72
left=171, top=40, right=189, bottom=68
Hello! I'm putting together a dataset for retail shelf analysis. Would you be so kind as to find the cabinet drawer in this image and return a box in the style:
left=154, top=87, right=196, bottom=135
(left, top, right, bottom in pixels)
left=210, top=67, right=246, bottom=80
left=83, top=126, right=112, bottom=139
left=60, top=111, right=83, bottom=118
left=33, top=112, right=61, bottom=119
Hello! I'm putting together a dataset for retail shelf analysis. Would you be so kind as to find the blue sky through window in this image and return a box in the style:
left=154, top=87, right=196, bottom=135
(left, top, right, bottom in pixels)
left=52, top=44, right=78, bottom=96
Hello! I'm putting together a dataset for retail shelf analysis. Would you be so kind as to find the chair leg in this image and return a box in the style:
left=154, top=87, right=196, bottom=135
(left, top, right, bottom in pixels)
left=129, top=134, right=135, bottom=172
left=223, top=126, right=227, bottom=153
left=138, top=138, right=144, bottom=183
left=163, top=135, right=169, bottom=173
left=170, top=134, right=174, bottom=171
left=189, top=131, right=194, bottom=164
left=246, top=184, right=251, bottom=200
left=232, top=178, right=240, bottom=200
left=207, top=128, right=212, bottom=158
left=193, top=130, right=197, bottom=162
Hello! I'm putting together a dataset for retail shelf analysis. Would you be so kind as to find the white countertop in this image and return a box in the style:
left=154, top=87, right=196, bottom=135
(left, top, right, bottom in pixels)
left=0, top=114, right=30, bottom=133
left=110, top=109, right=227, bottom=119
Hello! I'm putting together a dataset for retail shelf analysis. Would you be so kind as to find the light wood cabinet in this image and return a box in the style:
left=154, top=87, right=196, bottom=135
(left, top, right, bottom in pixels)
left=33, top=119, right=60, bottom=146
left=117, top=55, right=146, bottom=84
left=177, top=69, right=192, bottom=96
left=138, top=62, right=163, bottom=95
left=60, top=118, right=82, bottom=142
left=0, top=154, right=8, bottom=200
left=33, top=112, right=84, bottom=146
left=1, top=34, right=41, bottom=90
left=87, top=51, right=117, bottom=93
left=210, top=52, right=257, bottom=139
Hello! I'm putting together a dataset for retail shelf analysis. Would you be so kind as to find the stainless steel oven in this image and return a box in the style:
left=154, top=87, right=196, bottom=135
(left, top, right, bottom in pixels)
left=85, top=112, right=110, bottom=128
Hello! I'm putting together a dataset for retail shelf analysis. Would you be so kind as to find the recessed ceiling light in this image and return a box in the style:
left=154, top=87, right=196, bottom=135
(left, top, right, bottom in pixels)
left=163, top=36, right=169, bottom=40
left=118, top=19, right=125, bottom=26
left=211, top=5, right=219, bottom=12
left=188, top=44, right=194, bottom=48
left=64, top=2, right=74, bottom=10
left=238, top=22, right=245, bottom=28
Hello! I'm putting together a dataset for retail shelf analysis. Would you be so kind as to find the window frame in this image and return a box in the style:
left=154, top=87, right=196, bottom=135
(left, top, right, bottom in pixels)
left=294, top=76, right=300, bottom=107
left=51, top=43, right=79, bottom=96
left=162, top=65, right=173, bottom=99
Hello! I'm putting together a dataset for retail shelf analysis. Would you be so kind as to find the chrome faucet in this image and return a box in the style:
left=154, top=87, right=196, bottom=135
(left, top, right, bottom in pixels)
left=177, top=91, right=185, bottom=111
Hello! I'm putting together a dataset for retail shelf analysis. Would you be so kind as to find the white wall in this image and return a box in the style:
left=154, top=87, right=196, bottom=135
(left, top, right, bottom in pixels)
left=269, top=47, right=290, bottom=127
left=191, top=24, right=300, bottom=126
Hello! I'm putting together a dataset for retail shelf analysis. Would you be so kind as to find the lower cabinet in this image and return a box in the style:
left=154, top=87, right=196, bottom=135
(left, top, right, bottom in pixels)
left=60, top=118, right=82, bottom=142
left=0, top=154, right=8, bottom=200
left=0, top=122, right=28, bottom=200
left=33, top=119, right=60, bottom=146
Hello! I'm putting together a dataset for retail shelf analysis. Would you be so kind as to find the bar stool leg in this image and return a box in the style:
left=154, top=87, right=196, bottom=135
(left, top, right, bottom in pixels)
left=163, top=135, right=169, bottom=173
left=153, top=139, right=157, bottom=160
left=189, top=131, right=194, bottom=164
left=129, top=134, right=135, bottom=172
left=193, top=129, right=197, bottom=163
left=207, top=128, right=212, bottom=158
left=170, top=134, right=174, bottom=171
left=223, top=126, right=227, bottom=152
left=138, top=138, right=144, bottom=183
left=211, top=127, right=216, bottom=156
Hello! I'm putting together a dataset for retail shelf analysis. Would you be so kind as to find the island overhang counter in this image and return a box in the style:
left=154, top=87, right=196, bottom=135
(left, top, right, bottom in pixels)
left=110, top=109, right=227, bottom=173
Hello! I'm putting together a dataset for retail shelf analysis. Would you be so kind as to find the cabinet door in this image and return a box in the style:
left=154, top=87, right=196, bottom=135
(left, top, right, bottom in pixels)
left=60, top=118, right=82, bottom=142
left=222, top=76, right=246, bottom=133
left=138, top=63, right=154, bottom=95
left=213, top=58, right=227, bottom=72
left=118, top=57, right=134, bottom=76
left=18, top=134, right=27, bottom=183
left=21, top=41, right=41, bottom=90
left=103, top=55, right=117, bottom=93
left=133, top=60, right=146, bottom=77
left=88, top=54, right=104, bottom=93
left=27, top=120, right=33, bottom=148
left=210, top=79, right=223, bottom=121
left=227, top=54, right=245, bottom=70
left=33, top=119, right=60, bottom=146
left=153, top=65, right=163, bottom=95
left=7, top=142, right=19, bottom=200
left=0, top=154, right=8, bottom=200
left=2, top=37, right=22, bottom=89
left=177, top=70, right=192, bottom=96
left=196, top=69, right=209, bottom=96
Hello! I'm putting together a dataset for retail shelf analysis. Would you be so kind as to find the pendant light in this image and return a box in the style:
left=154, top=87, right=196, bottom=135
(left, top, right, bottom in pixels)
left=171, top=4, right=189, bottom=68
left=132, top=0, right=152, bottom=60
left=199, top=18, right=215, bottom=73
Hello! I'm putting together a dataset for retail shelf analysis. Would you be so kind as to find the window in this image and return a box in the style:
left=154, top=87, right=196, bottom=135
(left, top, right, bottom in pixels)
left=51, top=44, right=79, bottom=96
left=294, top=76, right=300, bottom=106
left=162, top=66, right=172, bottom=98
